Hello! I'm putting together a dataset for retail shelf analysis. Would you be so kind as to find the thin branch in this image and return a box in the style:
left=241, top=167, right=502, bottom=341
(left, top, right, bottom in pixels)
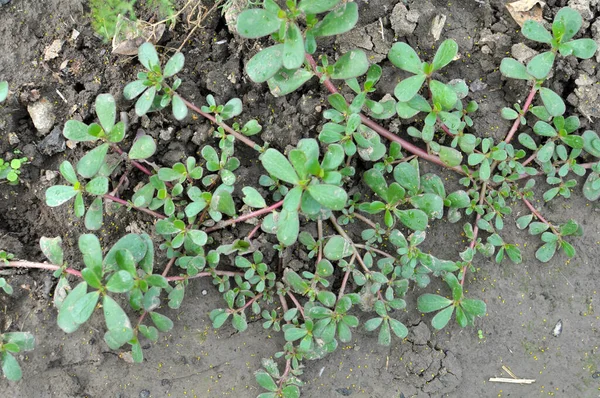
left=161, top=257, right=176, bottom=277
left=4, top=261, right=81, bottom=278
left=287, top=292, right=305, bottom=319
left=204, top=200, right=283, bottom=233
left=305, top=53, right=466, bottom=175
left=317, top=219, right=324, bottom=263
left=104, top=194, right=166, bottom=219
left=504, top=83, right=538, bottom=144
left=166, top=270, right=241, bottom=282
left=338, top=253, right=356, bottom=300
left=353, top=213, right=378, bottom=229
left=460, top=182, right=487, bottom=286
left=354, top=244, right=396, bottom=260
left=180, top=97, right=260, bottom=150
left=328, top=215, right=371, bottom=274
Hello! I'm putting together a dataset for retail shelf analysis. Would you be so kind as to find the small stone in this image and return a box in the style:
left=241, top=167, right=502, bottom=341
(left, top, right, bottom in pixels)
left=27, top=98, right=55, bottom=134
left=0, top=0, right=11, bottom=6
left=38, top=126, right=65, bottom=156
left=335, top=387, right=352, bottom=396
left=390, top=3, right=417, bottom=37
left=575, top=73, right=595, bottom=86
left=592, top=371, right=600, bottom=379
left=430, top=14, right=447, bottom=41
left=44, top=170, right=59, bottom=182
left=469, top=80, right=488, bottom=93
left=511, top=43, right=538, bottom=63
left=160, top=127, right=174, bottom=141
left=8, top=132, right=19, bottom=145
left=44, top=39, right=64, bottom=61
left=139, top=390, right=151, bottom=398
left=201, top=290, right=208, bottom=296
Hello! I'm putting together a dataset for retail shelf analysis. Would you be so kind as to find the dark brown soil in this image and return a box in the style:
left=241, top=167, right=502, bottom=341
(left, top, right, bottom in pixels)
left=1, top=0, right=600, bottom=397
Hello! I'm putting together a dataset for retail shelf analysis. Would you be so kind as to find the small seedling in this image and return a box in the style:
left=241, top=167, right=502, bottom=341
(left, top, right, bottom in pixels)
left=0, top=156, right=28, bottom=185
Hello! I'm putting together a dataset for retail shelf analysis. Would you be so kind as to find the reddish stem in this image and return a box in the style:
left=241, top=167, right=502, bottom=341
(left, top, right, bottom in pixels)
left=4, top=261, right=82, bottom=278
left=337, top=253, right=356, bottom=300
left=110, top=144, right=155, bottom=177
left=247, top=223, right=262, bottom=240
left=180, top=97, right=260, bottom=150
left=304, top=53, right=465, bottom=175
left=521, top=196, right=550, bottom=225
left=204, top=200, right=283, bottom=233
left=238, top=293, right=263, bottom=312
left=287, top=292, right=305, bottom=318
left=166, top=270, right=241, bottom=282
left=161, top=257, right=176, bottom=277
left=103, top=194, right=166, bottom=219
left=460, top=182, right=487, bottom=286
left=504, top=84, right=538, bottom=144
left=522, top=152, right=537, bottom=167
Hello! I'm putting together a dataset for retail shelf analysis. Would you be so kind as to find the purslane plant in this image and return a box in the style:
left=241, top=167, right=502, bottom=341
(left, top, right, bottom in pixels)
left=1, top=3, right=598, bottom=397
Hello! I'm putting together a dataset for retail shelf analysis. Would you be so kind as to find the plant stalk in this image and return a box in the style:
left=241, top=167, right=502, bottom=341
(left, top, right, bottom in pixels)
left=504, top=83, right=538, bottom=144
left=104, top=194, right=166, bottom=220
left=204, top=200, right=283, bottom=233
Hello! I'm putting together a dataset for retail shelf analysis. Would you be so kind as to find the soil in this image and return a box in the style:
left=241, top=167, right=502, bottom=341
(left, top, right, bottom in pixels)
left=1, top=0, right=600, bottom=397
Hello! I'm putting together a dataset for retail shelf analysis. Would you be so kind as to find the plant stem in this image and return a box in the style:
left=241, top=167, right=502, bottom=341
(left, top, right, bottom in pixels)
left=460, top=182, right=487, bottom=286
left=4, top=261, right=82, bottom=278
left=504, top=83, right=537, bottom=144
left=247, top=223, right=262, bottom=240
left=304, top=53, right=465, bottom=175
left=180, top=97, right=260, bottom=150
left=329, top=215, right=371, bottom=274
left=239, top=293, right=263, bottom=312
left=166, top=270, right=241, bottom=282
left=161, top=257, right=176, bottom=277
left=353, top=213, right=378, bottom=229
left=317, top=219, right=324, bottom=263
left=287, top=292, right=305, bottom=318
left=522, top=152, right=537, bottom=167
left=110, top=144, right=155, bottom=177
left=354, top=244, right=396, bottom=260
left=338, top=253, right=356, bottom=300
left=278, top=293, right=289, bottom=313
left=204, top=200, right=283, bottom=233
left=103, top=193, right=166, bottom=220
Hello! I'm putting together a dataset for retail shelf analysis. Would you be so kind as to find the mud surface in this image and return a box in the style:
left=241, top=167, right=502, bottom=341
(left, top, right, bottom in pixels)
left=1, top=0, right=600, bottom=397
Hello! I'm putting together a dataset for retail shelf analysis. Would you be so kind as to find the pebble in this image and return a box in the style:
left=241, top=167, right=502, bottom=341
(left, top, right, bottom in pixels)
left=201, top=290, right=208, bottom=296
left=139, top=389, right=150, bottom=398
left=27, top=98, right=55, bottom=134
left=8, top=132, right=19, bottom=145
left=38, top=126, right=65, bottom=156
left=592, top=371, right=600, bottom=379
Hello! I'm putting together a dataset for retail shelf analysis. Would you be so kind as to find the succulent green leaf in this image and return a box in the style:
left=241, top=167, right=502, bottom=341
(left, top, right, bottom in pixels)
left=172, top=94, right=188, bottom=121
left=518, top=133, right=538, bottom=150
left=261, top=148, right=299, bottom=185
left=431, top=305, right=454, bottom=330
left=526, top=51, right=555, bottom=80
left=312, top=3, right=358, bottom=37
left=500, top=58, right=531, bottom=80
left=298, top=0, right=340, bottom=14
left=439, top=146, right=463, bottom=167
left=236, top=9, right=281, bottom=38
left=135, top=86, right=156, bottom=116
left=57, top=282, right=88, bottom=333
left=45, top=185, right=78, bottom=207
left=164, top=52, right=185, bottom=77
left=256, top=371, right=278, bottom=392
left=331, top=50, right=369, bottom=80
left=104, top=234, right=147, bottom=271
left=554, top=7, right=581, bottom=42
left=40, top=236, right=64, bottom=265
left=394, top=74, right=426, bottom=102
left=267, top=68, right=313, bottom=97
left=539, top=88, right=565, bottom=117
left=63, top=120, right=96, bottom=142
left=522, top=20, right=552, bottom=43
left=77, top=143, right=109, bottom=178
left=214, top=190, right=236, bottom=217
left=432, top=39, right=458, bottom=71
left=0, top=81, right=8, bottom=102
left=3, top=332, right=35, bottom=352
left=411, top=193, right=444, bottom=219
left=150, top=312, right=174, bottom=332
left=283, top=23, right=305, bottom=70
left=106, top=270, right=134, bottom=293
left=277, top=209, right=299, bottom=246
left=388, top=318, right=408, bottom=339
left=535, top=241, right=557, bottom=262
left=537, top=141, right=555, bottom=163
left=246, top=45, right=284, bottom=83
left=460, top=298, right=486, bottom=316
left=72, top=291, right=100, bottom=324
left=95, top=94, right=116, bottom=135
left=85, top=176, right=109, bottom=196
left=324, top=235, right=353, bottom=260
left=583, top=172, right=600, bottom=201
left=1, top=352, right=22, bottom=381
left=396, top=209, right=428, bottom=231
left=388, top=42, right=422, bottom=74
left=394, top=162, right=419, bottom=193
left=561, top=38, right=598, bottom=59
left=138, top=42, right=160, bottom=70
left=84, top=197, right=103, bottom=230
left=128, top=135, right=157, bottom=160
left=123, top=80, right=147, bottom=100
left=103, top=295, right=133, bottom=346
left=307, top=184, right=347, bottom=210
left=242, top=187, right=267, bottom=208
left=417, top=293, right=452, bottom=313
left=221, top=98, right=243, bottom=120
left=430, top=80, right=458, bottom=110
